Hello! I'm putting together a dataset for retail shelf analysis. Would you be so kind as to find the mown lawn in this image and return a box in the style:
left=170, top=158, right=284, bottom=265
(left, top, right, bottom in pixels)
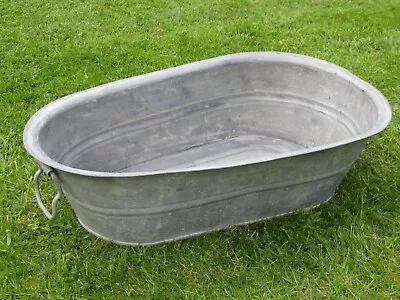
left=0, top=0, right=399, bottom=299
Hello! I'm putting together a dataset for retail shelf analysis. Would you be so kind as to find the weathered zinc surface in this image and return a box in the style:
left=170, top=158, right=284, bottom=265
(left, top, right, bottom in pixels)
left=24, top=52, right=391, bottom=245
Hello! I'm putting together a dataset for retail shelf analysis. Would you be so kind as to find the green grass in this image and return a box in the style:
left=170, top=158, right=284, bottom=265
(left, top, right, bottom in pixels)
left=1, top=0, right=399, bottom=298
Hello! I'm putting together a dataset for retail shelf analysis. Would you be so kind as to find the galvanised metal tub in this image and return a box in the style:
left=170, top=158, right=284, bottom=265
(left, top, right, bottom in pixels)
left=23, top=52, right=392, bottom=245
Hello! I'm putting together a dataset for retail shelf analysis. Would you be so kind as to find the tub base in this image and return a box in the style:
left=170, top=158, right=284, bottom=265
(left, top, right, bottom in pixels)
left=119, top=134, right=305, bottom=173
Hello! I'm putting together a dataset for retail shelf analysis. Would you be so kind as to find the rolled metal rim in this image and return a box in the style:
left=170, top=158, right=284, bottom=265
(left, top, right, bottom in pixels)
left=23, top=52, right=392, bottom=178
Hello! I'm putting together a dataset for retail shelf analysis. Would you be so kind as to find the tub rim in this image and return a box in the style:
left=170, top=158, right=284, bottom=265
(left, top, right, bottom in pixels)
left=23, top=52, right=392, bottom=177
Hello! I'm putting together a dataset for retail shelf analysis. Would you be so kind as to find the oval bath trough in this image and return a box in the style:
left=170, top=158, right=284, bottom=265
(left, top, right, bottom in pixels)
left=23, top=52, right=392, bottom=245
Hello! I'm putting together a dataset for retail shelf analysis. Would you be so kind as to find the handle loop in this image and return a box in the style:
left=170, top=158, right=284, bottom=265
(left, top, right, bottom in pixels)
left=33, top=167, right=63, bottom=220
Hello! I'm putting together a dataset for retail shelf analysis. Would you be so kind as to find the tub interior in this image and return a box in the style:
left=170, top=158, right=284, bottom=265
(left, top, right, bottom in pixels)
left=38, top=61, right=379, bottom=173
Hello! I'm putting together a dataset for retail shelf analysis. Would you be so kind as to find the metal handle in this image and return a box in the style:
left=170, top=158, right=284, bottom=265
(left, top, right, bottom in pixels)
left=33, top=167, right=63, bottom=220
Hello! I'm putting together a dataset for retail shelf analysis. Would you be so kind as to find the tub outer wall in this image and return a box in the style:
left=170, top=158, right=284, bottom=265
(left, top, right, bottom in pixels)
left=56, top=139, right=366, bottom=245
